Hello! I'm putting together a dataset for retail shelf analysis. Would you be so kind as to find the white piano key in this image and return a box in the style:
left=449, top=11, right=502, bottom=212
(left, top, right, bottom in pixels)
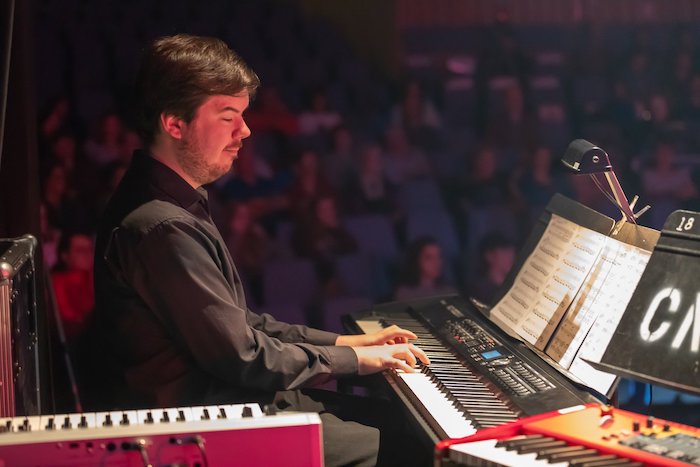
left=355, top=320, right=385, bottom=335
left=450, top=439, right=570, bottom=467
left=398, top=371, right=476, bottom=439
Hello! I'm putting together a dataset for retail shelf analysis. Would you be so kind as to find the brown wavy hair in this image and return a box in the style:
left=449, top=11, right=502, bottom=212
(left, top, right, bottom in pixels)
left=132, top=34, right=260, bottom=147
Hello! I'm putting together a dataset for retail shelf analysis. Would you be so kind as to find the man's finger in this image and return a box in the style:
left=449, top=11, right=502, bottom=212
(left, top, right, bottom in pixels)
left=409, top=344, right=430, bottom=365
left=395, top=347, right=417, bottom=367
left=391, top=358, right=414, bottom=373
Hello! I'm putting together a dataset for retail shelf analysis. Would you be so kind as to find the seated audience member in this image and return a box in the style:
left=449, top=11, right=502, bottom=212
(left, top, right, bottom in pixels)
left=395, top=236, right=456, bottom=301
left=38, top=96, right=85, bottom=152
left=460, top=144, right=513, bottom=208
left=512, top=146, right=573, bottom=225
left=641, top=141, right=697, bottom=201
left=245, top=86, right=299, bottom=136
left=41, top=163, right=88, bottom=231
left=383, top=125, right=432, bottom=186
left=287, top=149, right=336, bottom=222
left=323, top=125, right=358, bottom=190
left=223, top=202, right=274, bottom=305
left=390, top=80, right=442, bottom=150
left=485, top=82, right=538, bottom=157
left=298, top=88, right=343, bottom=136
left=219, top=141, right=291, bottom=227
left=468, top=233, right=516, bottom=305
left=292, top=196, right=357, bottom=296
left=40, top=203, right=61, bottom=269
left=641, top=141, right=698, bottom=221
left=84, top=112, right=125, bottom=167
left=343, top=143, right=403, bottom=222
left=51, top=231, right=95, bottom=342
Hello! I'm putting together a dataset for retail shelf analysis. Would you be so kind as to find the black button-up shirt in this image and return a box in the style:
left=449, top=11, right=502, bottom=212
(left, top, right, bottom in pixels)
left=93, top=151, right=357, bottom=409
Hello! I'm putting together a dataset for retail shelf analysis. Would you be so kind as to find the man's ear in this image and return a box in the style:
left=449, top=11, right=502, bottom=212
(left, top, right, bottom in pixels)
left=159, top=113, right=186, bottom=140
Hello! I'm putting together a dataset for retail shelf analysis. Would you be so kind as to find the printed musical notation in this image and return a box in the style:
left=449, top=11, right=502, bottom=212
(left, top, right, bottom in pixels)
left=490, top=214, right=608, bottom=350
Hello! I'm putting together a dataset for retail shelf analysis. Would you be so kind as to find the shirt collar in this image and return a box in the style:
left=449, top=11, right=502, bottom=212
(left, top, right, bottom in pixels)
left=131, top=150, right=209, bottom=213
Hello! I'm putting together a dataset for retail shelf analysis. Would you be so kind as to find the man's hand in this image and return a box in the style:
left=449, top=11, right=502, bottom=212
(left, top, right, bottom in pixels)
left=335, top=325, right=417, bottom=347
left=352, top=343, right=430, bottom=375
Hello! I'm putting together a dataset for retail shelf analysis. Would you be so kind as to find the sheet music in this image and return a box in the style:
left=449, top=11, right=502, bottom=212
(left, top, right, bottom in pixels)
left=490, top=214, right=608, bottom=350
left=567, top=243, right=651, bottom=395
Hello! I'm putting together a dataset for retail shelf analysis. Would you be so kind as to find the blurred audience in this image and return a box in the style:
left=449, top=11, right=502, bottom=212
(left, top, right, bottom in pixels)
left=223, top=202, right=275, bottom=305
left=292, top=196, right=357, bottom=297
left=31, top=4, right=700, bottom=340
left=298, top=88, right=343, bottom=136
left=468, top=233, right=516, bottom=305
left=395, top=236, right=456, bottom=301
left=383, top=125, right=432, bottom=186
left=287, top=149, right=335, bottom=221
left=51, top=231, right=95, bottom=342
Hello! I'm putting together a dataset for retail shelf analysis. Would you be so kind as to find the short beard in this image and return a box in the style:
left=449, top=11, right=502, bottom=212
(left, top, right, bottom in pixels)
left=176, top=133, right=231, bottom=186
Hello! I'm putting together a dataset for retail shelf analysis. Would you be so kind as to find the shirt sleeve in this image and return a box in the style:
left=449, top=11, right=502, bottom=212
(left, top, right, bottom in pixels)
left=110, top=217, right=357, bottom=392
left=246, top=310, right=340, bottom=345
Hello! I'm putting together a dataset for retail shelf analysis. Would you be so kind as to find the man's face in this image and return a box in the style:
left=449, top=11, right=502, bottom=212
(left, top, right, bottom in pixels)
left=177, top=94, right=251, bottom=186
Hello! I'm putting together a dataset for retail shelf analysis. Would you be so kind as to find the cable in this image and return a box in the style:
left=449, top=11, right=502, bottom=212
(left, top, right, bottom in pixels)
left=589, top=173, right=621, bottom=209
left=170, top=435, right=209, bottom=467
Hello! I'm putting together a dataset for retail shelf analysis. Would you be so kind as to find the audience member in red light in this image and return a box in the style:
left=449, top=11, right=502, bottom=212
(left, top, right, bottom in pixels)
left=394, top=236, right=456, bottom=301
left=298, top=88, right=343, bottom=136
left=51, top=231, right=95, bottom=341
left=245, top=87, right=299, bottom=136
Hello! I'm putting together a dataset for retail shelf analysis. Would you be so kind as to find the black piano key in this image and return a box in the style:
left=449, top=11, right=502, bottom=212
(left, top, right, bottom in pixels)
left=218, top=408, right=227, bottom=419
left=78, top=416, right=88, bottom=428
left=517, top=440, right=568, bottom=454
left=119, top=413, right=129, bottom=426
left=160, top=411, right=170, bottom=423
left=549, top=448, right=599, bottom=461
left=503, top=436, right=555, bottom=451
left=45, top=418, right=55, bottom=430
left=177, top=410, right=186, bottom=422
left=18, top=419, right=30, bottom=431
left=536, top=445, right=586, bottom=459
left=103, top=414, right=113, bottom=427
left=496, top=434, right=541, bottom=447
left=145, top=412, right=154, bottom=424
left=570, top=454, right=620, bottom=466
left=62, top=416, right=71, bottom=429
left=201, top=408, right=210, bottom=420
left=579, top=459, right=636, bottom=467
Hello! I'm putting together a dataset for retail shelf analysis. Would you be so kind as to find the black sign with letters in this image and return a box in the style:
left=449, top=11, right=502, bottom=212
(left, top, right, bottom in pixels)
left=596, top=210, right=700, bottom=394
